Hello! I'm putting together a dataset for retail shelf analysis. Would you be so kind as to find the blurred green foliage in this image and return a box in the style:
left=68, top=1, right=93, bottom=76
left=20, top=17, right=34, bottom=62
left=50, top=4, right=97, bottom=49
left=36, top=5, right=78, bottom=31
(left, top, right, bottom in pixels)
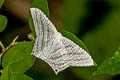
left=0, top=0, right=4, bottom=9
left=0, top=15, right=7, bottom=32
left=63, top=0, right=88, bottom=35
left=0, top=0, right=7, bottom=32
left=82, top=1, right=120, bottom=79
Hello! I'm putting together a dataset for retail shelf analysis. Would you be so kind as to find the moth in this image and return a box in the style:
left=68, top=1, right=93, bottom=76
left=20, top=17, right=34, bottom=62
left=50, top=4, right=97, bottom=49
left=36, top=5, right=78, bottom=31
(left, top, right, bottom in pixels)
left=30, top=8, right=94, bottom=75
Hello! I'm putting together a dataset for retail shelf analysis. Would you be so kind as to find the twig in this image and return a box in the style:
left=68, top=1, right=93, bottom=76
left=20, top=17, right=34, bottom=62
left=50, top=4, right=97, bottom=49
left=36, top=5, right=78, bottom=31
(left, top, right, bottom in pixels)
left=0, top=36, right=19, bottom=59
left=0, top=41, right=5, bottom=51
left=11, top=36, right=19, bottom=45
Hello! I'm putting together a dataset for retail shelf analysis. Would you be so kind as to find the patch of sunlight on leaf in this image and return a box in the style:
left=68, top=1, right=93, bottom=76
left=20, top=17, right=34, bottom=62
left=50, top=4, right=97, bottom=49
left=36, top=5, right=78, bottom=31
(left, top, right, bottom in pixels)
left=0, top=15, right=7, bottom=32
left=2, top=42, right=35, bottom=73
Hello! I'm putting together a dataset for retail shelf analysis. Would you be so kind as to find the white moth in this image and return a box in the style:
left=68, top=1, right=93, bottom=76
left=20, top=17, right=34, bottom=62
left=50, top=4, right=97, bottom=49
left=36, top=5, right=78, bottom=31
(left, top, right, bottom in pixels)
left=30, top=8, right=94, bottom=75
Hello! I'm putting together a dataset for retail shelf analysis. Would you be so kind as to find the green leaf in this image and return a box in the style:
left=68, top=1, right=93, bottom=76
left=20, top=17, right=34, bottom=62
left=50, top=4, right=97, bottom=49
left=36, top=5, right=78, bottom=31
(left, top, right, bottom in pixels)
left=0, top=15, right=7, bottom=32
left=28, top=33, right=35, bottom=40
left=29, top=14, right=35, bottom=38
left=13, top=73, right=33, bottom=80
left=29, top=0, right=49, bottom=37
left=0, top=65, right=14, bottom=80
left=31, top=0, right=49, bottom=17
left=0, top=0, right=4, bottom=9
left=63, top=0, right=89, bottom=34
left=2, top=42, right=35, bottom=73
left=93, top=47, right=120, bottom=75
left=59, top=29, right=88, bottom=52
left=114, top=47, right=120, bottom=56
left=0, top=65, right=33, bottom=80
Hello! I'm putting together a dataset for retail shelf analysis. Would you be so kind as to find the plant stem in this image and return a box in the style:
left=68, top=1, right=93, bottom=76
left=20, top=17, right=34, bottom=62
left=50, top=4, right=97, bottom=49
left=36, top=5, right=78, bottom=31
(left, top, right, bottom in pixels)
left=0, top=41, right=5, bottom=51
left=0, top=36, right=19, bottom=59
